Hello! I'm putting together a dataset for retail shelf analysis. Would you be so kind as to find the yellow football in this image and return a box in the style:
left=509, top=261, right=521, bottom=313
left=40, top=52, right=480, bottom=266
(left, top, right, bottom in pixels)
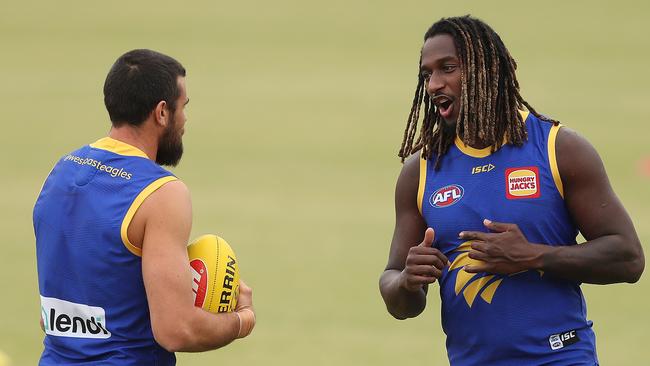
left=187, top=234, right=239, bottom=313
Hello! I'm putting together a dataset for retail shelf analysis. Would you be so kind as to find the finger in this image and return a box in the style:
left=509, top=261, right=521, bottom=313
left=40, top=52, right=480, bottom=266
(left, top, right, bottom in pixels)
left=409, top=246, right=444, bottom=255
left=409, top=246, right=450, bottom=267
left=470, top=241, right=489, bottom=253
left=405, top=266, right=442, bottom=279
left=483, top=219, right=515, bottom=233
left=464, top=264, right=491, bottom=273
left=406, top=274, right=438, bottom=287
left=408, top=243, right=449, bottom=266
left=458, top=230, right=490, bottom=241
left=407, top=251, right=446, bottom=268
left=419, top=227, right=435, bottom=247
left=467, top=250, right=490, bottom=262
left=433, top=249, right=450, bottom=267
left=238, top=279, right=252, bottom=293
left=235, top=280, right=254, bottom=311
left=407, top=264, right=443, bottom=278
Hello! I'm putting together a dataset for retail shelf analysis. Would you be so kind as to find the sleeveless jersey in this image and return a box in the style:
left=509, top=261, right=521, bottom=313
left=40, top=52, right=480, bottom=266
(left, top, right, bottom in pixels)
left=418, top=112, right=598, bottom=365
left=33, top=137, right=178, bottom=365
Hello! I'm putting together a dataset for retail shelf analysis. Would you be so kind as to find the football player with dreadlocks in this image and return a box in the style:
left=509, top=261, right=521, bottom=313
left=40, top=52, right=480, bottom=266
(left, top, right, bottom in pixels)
left=379, top=15, right=644, bottom=365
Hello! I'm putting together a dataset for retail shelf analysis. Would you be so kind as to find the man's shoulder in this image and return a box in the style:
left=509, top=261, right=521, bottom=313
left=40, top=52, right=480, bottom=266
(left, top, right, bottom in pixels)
left=524, top=111, right=558, bottom=129
left=143, top=179, right=190, bottom=206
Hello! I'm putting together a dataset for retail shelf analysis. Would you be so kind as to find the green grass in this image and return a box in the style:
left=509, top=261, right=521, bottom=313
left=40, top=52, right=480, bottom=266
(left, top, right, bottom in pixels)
left=1, top=0, right=649, bottom=365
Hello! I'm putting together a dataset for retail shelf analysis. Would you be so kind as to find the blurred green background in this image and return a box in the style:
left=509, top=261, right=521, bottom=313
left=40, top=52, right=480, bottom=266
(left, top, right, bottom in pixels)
left=1, top=0, right=649, bottom=364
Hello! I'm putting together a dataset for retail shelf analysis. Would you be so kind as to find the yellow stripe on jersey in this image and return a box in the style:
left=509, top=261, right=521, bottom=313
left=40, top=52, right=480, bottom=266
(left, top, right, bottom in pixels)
left=121, top=176, right=178, bottom=256
left=454, top=139, right=492, bottom=158
left=455, top=268, right=474, bottom=295
left=90, top=137, right=149, bottom=159
left=518, top=110, right=530, bottom=123
left=479, top=278, right=503, bottom=304
left=463, top=275, right=495, bottom=307
left=454, top=110, right=531, bottom=158
left=547, top=124, right=564, bottom=198
left=417, top=155, right=427, bottom=214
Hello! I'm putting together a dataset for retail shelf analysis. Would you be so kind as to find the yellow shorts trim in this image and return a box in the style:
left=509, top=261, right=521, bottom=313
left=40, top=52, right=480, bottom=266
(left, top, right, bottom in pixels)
left=120, top=176, right=178, bottom=256
left=547, top=124, right=564, bottom=198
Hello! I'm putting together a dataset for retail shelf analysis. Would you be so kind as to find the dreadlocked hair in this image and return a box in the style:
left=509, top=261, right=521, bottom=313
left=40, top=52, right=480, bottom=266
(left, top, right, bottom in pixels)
left=398, top=15, right=558, bottom=168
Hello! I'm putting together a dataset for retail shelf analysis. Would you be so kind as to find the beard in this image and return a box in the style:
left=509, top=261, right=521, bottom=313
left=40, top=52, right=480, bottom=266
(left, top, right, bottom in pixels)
left=156, top=115, right=184, bottom=167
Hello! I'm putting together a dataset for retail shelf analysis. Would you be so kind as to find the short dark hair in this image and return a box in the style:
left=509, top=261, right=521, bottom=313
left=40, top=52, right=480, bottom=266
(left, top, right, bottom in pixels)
left=103, top=49, right=186, bottom=126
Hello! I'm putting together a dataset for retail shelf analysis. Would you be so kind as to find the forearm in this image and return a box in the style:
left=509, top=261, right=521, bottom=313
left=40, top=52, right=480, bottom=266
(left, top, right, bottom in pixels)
left=379, top=270, right=427, bottom=319
left=155, top=308, right=248, bottom=352
left=535, top=235, right=644, bottom=284
left=181, top=309, right=241, bottom=352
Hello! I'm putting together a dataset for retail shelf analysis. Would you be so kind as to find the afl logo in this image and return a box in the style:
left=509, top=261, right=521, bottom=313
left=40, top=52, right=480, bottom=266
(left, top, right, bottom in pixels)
left=190, top=259, right=208, bottom=308
left=430, top=184, right=464, bottom=208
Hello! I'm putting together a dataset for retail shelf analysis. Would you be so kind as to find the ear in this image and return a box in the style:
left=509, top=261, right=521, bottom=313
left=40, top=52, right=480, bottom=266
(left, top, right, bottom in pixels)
left=153, top=100, right=169, bottom=127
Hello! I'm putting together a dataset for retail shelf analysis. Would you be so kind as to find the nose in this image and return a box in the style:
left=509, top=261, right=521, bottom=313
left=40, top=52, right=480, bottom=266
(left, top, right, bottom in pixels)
left=425, top=71, right=445, bottom=96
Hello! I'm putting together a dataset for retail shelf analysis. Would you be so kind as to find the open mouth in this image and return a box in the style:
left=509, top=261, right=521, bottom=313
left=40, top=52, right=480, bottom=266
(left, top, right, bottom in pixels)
left=431, top=95, right=454, bottom=119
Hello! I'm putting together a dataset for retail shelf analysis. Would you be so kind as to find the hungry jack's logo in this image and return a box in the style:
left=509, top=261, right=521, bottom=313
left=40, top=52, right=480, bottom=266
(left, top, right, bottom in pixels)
left=430, top=184, right=464, bottom=208
left=505, top=167, right=540, bottom=199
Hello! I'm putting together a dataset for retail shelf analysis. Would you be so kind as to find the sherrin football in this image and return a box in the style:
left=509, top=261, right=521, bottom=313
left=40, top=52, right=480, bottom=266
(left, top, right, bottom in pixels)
left=188, top=234, right=239, bottom=313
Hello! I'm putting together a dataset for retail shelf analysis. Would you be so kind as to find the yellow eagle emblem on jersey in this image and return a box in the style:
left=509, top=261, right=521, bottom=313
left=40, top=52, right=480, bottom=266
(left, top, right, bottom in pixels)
left=450, top=241, right=543, bottom=307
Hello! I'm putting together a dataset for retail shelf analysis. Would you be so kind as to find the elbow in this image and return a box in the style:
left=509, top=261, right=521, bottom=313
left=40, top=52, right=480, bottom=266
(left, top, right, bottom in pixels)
left=380, top=287, right=413, bottom=320
left=380, top=294, right=412, bottom=320
left=387, top=307, right=411, bottom=321
left=625, top=254, right=645, bottom=284
left=623, top=243, right=645, bottom=284
left=381, top=293, right=425, bottom=320
left=379, top=275, right=426, bottom=320
left=152, top=322, right=194, bottom=353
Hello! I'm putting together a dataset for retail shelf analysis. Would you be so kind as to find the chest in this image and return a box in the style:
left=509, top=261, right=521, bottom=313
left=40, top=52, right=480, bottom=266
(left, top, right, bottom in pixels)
left=420, top=144, right=570, bottom=255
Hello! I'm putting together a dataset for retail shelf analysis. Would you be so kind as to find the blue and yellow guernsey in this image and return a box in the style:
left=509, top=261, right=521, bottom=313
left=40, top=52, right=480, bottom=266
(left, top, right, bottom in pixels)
left=418, top=112, right=598, bottom=365
left=33, top=137, right=177, bottom=365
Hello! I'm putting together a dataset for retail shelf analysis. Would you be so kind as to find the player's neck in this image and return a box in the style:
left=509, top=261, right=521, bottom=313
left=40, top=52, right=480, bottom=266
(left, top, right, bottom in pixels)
left=108, top=123, right=159, bottom=161
left=466, top=139, right=490, bottom=149
left=452, top=131, right=490, bottom=149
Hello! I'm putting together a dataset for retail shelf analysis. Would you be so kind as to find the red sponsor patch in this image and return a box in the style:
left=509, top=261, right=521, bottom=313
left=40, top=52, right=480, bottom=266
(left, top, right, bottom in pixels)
left=430, top=184, right=464, bottom=208
left=505, top=167, right=540, bottom=199
left=190, top=259, right=208, bottom=307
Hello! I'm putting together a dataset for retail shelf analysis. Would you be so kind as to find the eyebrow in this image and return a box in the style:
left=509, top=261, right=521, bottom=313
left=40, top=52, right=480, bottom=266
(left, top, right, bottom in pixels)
left=184, top=98, right=190, bottom=106
left=420, top=55, right=459, bottom=70
left=437, top=56, right=458, bottom=63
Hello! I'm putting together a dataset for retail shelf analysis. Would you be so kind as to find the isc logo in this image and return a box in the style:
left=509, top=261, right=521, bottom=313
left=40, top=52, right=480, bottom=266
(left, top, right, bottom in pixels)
left=471, top=163, right=495, bottom=174
left=430, top=185, right=464, bottom=208
left=549, top=329, right=580, bottom=350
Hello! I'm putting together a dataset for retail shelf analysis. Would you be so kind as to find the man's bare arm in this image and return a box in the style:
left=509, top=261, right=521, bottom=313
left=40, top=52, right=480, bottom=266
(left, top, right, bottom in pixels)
left=463, top=128, right=644, bottom=284
left=380, top=155, right=448, bottom=319
left=136, top=180, right=254, bottom=352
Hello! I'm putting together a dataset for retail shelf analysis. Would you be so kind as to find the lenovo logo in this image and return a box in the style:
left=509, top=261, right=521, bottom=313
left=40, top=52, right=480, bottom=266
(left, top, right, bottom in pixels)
left=40, top=296, right=111, bottom=339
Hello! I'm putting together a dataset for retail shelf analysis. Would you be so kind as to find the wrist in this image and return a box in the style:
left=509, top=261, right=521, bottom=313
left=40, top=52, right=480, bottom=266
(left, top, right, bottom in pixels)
left=235, top=308, right=255, bottom=339
left=397, top=269, right=424, bottom=293
left=529, top=243, right=552, bottom=270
